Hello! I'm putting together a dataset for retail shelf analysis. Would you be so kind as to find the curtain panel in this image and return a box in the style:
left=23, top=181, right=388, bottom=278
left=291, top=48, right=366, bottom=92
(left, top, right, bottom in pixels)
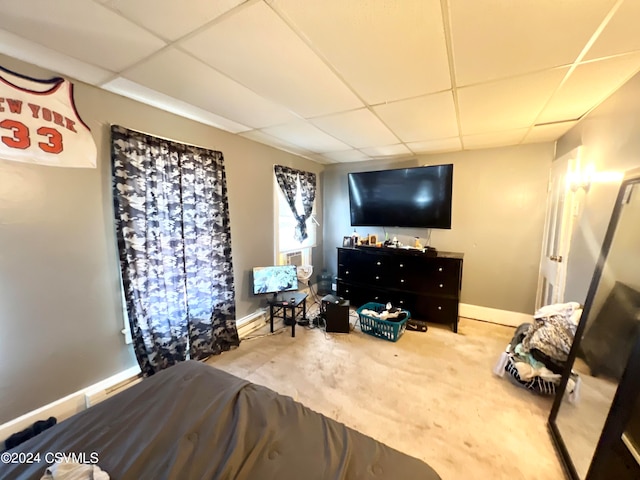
left=111, top=125, right=239, bottom=376
left=274, top=165, right=317, bottom=242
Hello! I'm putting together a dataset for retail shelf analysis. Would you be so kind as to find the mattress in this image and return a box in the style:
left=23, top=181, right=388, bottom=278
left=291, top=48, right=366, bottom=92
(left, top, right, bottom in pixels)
left=1, top=361, right=440, bottom=480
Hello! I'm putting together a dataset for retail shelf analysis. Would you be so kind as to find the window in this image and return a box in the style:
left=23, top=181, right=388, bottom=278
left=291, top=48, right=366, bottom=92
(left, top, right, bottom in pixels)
left=275, top=174, right=316, bottom=266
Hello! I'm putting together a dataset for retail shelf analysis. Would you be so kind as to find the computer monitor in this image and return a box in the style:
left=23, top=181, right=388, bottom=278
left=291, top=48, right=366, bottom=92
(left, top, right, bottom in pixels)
left=252, top=265, right=298, bottom=299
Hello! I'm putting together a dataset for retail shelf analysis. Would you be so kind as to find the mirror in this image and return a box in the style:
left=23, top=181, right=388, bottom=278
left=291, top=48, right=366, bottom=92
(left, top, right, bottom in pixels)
left=549, top=169, right=640, bottom=479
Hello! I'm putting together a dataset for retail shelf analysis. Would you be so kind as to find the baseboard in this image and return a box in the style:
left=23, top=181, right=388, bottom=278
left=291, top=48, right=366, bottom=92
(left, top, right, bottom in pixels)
left=236, top=308, right=268, bottom=339
left=459, top=303, right=532, bottom=328
left=2, top=308, right=269, bottom=448
left=3, top=302, right=322, bottom=449
left=0, top=365, right=141, bottom=450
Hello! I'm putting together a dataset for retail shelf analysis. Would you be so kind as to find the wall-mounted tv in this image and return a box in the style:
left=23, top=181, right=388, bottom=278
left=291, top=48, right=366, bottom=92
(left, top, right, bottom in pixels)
left=348, top=164, right=453, bottom=229
left=252, top=265, right=298, bottom=297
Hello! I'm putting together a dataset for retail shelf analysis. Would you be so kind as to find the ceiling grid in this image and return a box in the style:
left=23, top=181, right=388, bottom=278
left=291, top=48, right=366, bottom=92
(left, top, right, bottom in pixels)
left=0, top=0, right=638, bottom=163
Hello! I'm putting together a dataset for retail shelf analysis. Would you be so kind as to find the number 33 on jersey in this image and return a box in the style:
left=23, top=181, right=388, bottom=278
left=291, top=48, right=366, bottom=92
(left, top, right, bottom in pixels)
left=0, top=65, right=97, bottom=168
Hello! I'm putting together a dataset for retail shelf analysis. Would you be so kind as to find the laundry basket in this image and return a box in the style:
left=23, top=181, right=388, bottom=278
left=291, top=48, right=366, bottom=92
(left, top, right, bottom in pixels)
left=356, top=302, right=410, bottom=342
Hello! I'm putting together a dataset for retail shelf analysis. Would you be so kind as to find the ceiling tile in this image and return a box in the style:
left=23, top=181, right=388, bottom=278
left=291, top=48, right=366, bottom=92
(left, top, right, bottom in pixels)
left=260, top=121, right=351, bottom=153
left=179, top=1, right=363, bottom=118
left=463, top=129, right=528, bottom=149
left=322, top=149, right=373, bottom=163
left=522, top=121, right=578, bottom=144
left=585, top=0, right=640, bottom=60
left=407, top=138, right=462, bottom=154
left=359, top=144, right=412, bottom=158
left=449, top=0, right=617, bottom=86
left=537, top=52, right=640, bottom=124
left=104, top=0, right=245, bottom=42
left=373, top=91, right=458, bottom=142
left=310, top=109, right=399, bottom=148
left=122, top=48, right=300, bottom=129
left=0, top=29, right=113, bottom=85
left=305, top=153, right=336, bottom=165
left=457, top=68, right=568, bottom=136
left=102, top=77, right=250, bottom=133
left=0, top=0, right=166, bottom=72
left=269, top=0, right=450, bottom=104
left=239, top=130, right=315, bottom=157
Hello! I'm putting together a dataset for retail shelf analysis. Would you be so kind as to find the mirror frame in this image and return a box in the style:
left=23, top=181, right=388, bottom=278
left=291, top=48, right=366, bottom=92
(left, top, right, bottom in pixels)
left=548, top=167, right=640, bottom=479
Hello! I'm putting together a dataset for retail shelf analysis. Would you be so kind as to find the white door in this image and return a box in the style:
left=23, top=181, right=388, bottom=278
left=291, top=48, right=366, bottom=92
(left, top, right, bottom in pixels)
left=536, top=149, right=581, bottom=309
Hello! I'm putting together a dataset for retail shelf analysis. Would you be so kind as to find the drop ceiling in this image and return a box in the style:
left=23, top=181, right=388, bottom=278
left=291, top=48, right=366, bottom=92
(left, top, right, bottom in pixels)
left=2, top=0, right=640, bottom=164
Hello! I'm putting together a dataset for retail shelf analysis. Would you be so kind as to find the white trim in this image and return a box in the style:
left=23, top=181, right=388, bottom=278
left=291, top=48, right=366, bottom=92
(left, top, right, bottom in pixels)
left=1, top=307, right=275, bottom=448
left=0, top=365, right=141, bottom=450
left=84, top=377, right=142, bottom=408
left=237, top=308, right=268, bottom=339
left=459, top=303, right=532, bottom=328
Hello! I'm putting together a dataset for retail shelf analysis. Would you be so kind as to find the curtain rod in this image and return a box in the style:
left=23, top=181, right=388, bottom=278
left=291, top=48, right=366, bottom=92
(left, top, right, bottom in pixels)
left=109, top=123, right=222, bottom=153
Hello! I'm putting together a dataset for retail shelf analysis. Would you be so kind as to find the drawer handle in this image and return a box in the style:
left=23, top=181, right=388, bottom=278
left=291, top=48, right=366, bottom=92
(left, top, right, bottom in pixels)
left=374, top=296, right=379, bottom=300
left=377, top=261, right=381, bottom=265
left=399, top=300, right=404, bottom=304
left=399, top=264, right=404, bottom=268
left=438, top=306, right=442, bottom=310
left=439, top=284, right=443, bottom=288
left=438, top=267, right=443, bottom=272
left=400, top=279, right=405, bottom=283
left=346, top=271, right=349, bottom=275
left=375, top=276, right=379, bottom=280
left=346, top=289, right=349, bottom=293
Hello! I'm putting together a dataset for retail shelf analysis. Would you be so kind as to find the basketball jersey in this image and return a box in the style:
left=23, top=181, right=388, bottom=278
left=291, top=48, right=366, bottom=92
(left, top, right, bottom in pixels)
left=0, top=65, right=97, bottom=168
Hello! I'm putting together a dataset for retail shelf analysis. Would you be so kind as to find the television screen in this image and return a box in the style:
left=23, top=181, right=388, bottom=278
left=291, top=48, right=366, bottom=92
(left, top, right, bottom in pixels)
left=252, top=265, right=299, bottom=295
left=348, top=164, right=453, bottom=229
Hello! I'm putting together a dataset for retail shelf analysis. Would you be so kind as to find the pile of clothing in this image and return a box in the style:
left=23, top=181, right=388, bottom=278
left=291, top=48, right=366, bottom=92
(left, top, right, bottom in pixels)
left=359, top=305, right=408, bottom=322
left=493, top=301, right=582, bottom=401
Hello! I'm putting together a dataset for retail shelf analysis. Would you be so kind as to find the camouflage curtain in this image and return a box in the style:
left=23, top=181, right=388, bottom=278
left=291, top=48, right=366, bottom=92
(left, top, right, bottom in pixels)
left=111, top=125, right=239, bottom=376
left=274, top=165, right=316, bottom=242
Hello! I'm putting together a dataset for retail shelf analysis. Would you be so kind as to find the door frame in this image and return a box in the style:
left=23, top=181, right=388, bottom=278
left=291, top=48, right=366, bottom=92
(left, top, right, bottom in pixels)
left=535, top=146, right=583, bottom=309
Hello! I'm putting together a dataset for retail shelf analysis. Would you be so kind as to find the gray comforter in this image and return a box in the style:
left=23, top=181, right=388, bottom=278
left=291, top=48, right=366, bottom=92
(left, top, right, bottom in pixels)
left=1, top=361, right=440, bottom=479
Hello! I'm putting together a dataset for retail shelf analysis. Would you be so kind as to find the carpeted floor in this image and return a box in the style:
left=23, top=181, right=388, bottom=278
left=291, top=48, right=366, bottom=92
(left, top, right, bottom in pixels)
left=207, top=309, right=565, bottom=480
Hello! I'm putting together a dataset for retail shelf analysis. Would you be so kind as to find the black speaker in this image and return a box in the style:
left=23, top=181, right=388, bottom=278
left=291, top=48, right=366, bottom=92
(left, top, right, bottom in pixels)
left=322, top=296, right=350, bottom=333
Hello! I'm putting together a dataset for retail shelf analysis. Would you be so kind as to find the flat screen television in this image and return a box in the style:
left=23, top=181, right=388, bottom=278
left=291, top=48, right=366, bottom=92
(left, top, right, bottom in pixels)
left=252, top=265, right=298, bottom=298
left=348, top=164, right=453, bottom=229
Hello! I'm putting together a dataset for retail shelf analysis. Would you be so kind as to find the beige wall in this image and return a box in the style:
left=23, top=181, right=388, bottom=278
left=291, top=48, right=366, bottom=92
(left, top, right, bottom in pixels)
left=557, top=71, right=640, bottom=305
left=322, top=143, right=555, bottom=314
left=0, top=53, right=323, bottom=424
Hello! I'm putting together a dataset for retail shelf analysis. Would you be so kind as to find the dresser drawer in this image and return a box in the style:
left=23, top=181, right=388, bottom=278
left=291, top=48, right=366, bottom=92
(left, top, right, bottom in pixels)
left=337, top=264, right=357, bottom=281
left=422, top=277, right=459, bottom=296
left=387, top=291, right=416, bottom=313
left=336, top=281, right=361, bottom=306
left=337, top=281, right=389, bottom=308
left=415, top=297, right=459, bottom=324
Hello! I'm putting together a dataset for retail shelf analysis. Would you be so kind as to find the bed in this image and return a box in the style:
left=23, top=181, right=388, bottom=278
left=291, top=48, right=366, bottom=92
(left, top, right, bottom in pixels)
left=1, top=361, right=440, bottom=479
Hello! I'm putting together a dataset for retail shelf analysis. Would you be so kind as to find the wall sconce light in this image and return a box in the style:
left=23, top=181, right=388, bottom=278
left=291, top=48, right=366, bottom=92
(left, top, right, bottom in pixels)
left=569, top=170, right=592, bottom=192
left=568, top=164, right=624, bottom=192
left=568, top=167, right=592, bottom=192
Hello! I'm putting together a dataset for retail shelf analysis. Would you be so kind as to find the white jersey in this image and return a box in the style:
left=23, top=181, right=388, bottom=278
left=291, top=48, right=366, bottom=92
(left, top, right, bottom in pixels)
left=0, top=65, right=96, bottom=168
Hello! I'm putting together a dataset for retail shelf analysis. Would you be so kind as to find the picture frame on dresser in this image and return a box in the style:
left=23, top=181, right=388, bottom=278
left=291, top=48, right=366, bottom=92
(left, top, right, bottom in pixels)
left=342, top=236, right=354, bottom=247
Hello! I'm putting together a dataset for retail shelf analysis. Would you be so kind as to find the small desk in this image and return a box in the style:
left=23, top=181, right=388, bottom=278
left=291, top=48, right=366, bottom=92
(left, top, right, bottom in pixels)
left=268, top=292, right=308, bottom=338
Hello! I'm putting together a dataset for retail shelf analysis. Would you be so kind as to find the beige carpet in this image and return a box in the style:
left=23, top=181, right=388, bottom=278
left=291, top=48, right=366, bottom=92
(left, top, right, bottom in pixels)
left=207, top=312, right=565, bottom=480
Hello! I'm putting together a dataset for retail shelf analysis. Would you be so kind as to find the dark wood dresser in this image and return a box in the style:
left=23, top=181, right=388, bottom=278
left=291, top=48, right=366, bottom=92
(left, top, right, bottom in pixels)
left=336, top=246, right=464, bottom=332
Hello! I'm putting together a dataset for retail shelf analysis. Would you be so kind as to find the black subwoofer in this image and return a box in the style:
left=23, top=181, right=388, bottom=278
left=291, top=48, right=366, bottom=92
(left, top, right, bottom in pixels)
left=322, top=296, right=350, bottom=333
